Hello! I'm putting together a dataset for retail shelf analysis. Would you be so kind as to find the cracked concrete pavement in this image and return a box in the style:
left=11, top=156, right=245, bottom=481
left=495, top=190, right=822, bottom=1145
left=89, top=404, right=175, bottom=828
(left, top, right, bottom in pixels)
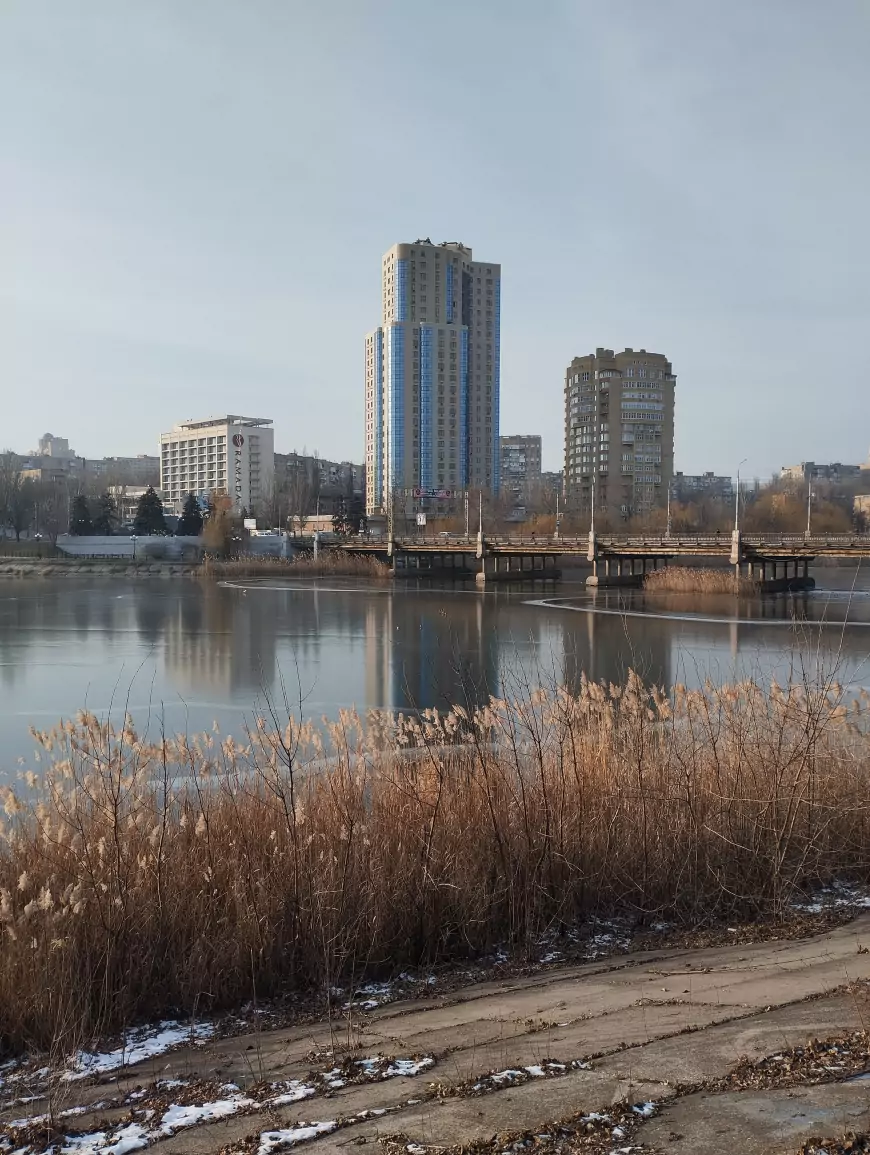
left=5, top=915, right=870, bottom=1153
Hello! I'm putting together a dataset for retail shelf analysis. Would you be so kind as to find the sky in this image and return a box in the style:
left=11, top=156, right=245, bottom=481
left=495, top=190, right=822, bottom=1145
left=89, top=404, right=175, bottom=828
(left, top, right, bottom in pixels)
left=1, top=0, right=868, bottom=477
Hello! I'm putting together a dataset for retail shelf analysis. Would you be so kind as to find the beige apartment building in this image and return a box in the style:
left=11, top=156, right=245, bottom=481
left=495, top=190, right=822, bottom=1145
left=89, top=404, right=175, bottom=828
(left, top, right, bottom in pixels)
left=159, top=415, right=274, bottom=515
left=564, top=348, right=676, bottom=519
left=499, top=435, right=542, bottom=504
left=365, top=239, right=501, bottom=515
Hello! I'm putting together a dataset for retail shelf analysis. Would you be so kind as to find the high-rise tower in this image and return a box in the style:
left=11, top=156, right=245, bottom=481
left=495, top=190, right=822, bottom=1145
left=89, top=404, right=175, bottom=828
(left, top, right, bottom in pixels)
left=564, top=348, right=675, bottom=520
left=365, top=239, right=501, bottom=515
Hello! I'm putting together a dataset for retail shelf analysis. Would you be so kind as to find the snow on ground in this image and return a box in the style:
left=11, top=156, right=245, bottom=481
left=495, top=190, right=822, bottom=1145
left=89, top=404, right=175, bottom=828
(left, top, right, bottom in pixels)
left=472, top=1060, right=589, bottom=1092
left=631, top=1101, right=657, bottom=1118
left=793, top=883, right=870, bottom=914
left=267, top=1081, right=317, bottom=1106
left=258, top=1123, right=337, bottom=1154
left=381, top=1058, right=434, bottom=1079
left=63, top=1022, right=215, bottom=1080
left=17, top=1093, right=256, bottom=1155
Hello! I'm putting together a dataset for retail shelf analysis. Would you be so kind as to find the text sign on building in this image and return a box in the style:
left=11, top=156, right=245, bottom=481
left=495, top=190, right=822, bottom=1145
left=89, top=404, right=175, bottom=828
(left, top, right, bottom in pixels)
left=411, top=487, right=454, bottom=500
left=232, top=433, right=244, bottom=500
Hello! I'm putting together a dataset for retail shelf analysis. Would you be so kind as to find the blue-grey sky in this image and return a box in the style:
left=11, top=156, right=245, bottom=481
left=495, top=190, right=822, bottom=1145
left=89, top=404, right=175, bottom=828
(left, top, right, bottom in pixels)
left=2, top=0, right=868, bottom=476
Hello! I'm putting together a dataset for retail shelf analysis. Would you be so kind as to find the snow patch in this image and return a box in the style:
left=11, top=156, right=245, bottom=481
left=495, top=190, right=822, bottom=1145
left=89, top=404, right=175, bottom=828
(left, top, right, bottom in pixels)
left=631, top=1101, right=657, bottom=1118
left=268, top=1081, right=317, bottom=1106
left=258, top=1123, right=337, bottom=1154
left=64, top=1021, right=215, bottom=1080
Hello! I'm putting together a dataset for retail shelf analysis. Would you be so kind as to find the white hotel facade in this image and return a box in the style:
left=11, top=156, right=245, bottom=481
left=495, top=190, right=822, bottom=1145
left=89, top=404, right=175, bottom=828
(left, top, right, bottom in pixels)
left=159, top=415, right=274, bottom=515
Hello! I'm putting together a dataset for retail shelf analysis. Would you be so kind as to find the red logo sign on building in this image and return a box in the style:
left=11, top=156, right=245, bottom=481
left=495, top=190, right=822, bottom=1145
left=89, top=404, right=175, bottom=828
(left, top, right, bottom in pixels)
left=232, top=434, right=245, bottom=447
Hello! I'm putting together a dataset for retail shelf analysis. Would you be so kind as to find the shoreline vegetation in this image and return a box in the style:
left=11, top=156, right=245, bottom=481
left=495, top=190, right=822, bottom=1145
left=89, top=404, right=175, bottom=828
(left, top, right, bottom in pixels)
left=1, top=668, right=868, bottom=1052
left=200, top=552, right=392, bottom=579
left=0, top=552, right=392, bottom=580
left=644, top=565, right=756, bottom=596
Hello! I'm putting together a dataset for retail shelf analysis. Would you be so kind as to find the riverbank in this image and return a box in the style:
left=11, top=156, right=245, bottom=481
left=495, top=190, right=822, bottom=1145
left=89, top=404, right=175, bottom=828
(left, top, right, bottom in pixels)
left=0, top=554, right=391, bottom=580
left=0, top=912, right=868, bottom=1155
left=0, top=559, right=200, bottom=578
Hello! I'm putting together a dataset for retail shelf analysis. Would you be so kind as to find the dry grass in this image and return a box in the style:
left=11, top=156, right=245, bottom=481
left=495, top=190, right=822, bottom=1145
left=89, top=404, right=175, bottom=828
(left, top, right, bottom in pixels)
left=200, top=551, right=391, bottom=579
left=644, top=565, right=756, bottom=595
left=1, top=668, right=869, bottom=1051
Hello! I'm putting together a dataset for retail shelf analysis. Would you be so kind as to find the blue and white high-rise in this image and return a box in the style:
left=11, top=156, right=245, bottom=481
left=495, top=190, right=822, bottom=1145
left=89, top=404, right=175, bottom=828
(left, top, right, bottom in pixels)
left=365, top=240, right=501, bottom=515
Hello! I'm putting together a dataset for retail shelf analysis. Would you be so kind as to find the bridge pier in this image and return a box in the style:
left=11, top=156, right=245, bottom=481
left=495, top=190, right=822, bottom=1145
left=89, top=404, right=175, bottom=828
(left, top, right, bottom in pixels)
left=587, top=551, right=670, bottom=589
left=475, top=551, right=561, bottom=585
left=741, top=553, right=816, bottom=593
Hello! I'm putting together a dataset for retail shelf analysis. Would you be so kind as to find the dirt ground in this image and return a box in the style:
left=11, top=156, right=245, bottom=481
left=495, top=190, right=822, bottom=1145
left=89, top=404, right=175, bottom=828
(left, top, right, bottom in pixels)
left=4, top=915, right=870, bottom=1155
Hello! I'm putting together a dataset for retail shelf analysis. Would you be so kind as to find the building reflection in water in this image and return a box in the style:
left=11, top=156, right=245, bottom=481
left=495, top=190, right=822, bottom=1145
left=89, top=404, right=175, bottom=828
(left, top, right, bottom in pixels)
left=163, top=584, right=278, bottom=696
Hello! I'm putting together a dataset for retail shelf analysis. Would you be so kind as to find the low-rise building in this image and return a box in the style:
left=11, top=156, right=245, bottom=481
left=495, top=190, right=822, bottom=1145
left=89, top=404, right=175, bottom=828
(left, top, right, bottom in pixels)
left=781, top=461, right=863, bottom=484
left=671, top=471, right=734, bottom=503
left=107, top=485, right=151, bottom=524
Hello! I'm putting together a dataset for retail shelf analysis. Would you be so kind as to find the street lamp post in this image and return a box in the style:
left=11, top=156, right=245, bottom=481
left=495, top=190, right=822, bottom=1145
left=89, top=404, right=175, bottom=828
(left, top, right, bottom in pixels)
left=666, top=482, right=672, bottom=538
left=806, top=483, right=813, bottom=538
left=130, top=535, right=137, bottom=561
left=734, top=459, right=748, bottom=533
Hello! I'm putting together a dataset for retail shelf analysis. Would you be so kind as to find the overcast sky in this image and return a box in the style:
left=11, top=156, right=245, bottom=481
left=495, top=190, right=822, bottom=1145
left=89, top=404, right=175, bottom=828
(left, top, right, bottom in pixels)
left=2, top=1, right=868, bottom=476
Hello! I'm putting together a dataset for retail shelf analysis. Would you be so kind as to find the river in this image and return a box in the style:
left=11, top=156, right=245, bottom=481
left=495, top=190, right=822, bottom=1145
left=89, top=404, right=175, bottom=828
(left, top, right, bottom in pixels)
left=1, top=568, right=870, bottom=780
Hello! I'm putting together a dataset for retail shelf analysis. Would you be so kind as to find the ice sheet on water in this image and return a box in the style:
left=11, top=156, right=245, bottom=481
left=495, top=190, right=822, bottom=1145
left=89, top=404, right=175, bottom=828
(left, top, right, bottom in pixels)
left=64, top=1021, right=215, bottom=1079
left=258, top=1123, right=337, bottom=1154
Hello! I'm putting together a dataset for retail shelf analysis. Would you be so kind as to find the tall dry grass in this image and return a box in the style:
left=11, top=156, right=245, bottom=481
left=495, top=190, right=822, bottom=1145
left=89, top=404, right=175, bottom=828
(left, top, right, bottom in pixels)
left=645, top=565, right=756, bottom=595
left=1, top=668, right=869, bottom=1051
left=201, top=551, right=391, bottom=579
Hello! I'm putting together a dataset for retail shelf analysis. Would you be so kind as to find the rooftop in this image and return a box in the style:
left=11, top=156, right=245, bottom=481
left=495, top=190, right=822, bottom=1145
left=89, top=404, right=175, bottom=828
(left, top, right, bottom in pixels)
left=171, top=415, right=273, bottom=432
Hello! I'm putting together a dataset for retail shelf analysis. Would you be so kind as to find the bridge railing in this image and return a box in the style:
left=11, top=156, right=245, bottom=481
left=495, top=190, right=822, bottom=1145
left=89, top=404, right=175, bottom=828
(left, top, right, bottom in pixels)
left=380, top=532, right=870, bottom=550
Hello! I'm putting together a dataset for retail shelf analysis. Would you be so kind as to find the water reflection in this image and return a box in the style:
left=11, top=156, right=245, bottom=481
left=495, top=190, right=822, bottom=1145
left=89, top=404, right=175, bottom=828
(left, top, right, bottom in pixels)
left=1, top=574, right=869, bottom=774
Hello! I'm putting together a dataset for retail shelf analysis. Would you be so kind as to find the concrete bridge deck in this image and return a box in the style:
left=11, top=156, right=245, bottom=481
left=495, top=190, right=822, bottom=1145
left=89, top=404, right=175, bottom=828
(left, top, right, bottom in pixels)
left=337, top=532, right=870, bottom=588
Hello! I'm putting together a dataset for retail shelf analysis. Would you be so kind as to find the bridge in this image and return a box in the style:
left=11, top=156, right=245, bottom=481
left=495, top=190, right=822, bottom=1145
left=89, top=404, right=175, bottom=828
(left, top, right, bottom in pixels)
left=342, top=530, right=870, bottom=589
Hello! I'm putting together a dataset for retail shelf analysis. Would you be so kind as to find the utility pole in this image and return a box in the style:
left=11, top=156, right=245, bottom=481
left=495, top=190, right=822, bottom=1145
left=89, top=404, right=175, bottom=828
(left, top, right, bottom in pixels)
left=590, top=473, right=596, bottom=535
left=806, top=483, right=813, bottom=537
left=464, top=489, right=469, bottom=538
left=666, top=483, right=672, bottom=538
left=734, top=459, right=747, bottom=533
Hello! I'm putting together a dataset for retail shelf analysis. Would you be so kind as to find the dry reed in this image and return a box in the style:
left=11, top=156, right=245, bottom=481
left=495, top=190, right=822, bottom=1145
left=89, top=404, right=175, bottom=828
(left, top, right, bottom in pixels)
left=200, top=552, right=391, bottom=579
left=645, top=565, right=756, bottom=595
left=1, top=668, right=869, bottom=1052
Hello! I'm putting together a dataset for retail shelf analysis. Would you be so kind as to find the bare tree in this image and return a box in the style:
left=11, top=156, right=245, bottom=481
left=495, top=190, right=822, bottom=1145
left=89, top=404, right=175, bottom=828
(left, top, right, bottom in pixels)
left=32, top=479, right=68, bottom=545
left=0, top=452, right=37, bottom=541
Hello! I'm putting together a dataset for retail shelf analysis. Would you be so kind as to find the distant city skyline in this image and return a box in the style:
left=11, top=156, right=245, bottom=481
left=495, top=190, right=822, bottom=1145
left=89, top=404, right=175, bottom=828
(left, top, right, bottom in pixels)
left=3, top=1, right=869, bottom=475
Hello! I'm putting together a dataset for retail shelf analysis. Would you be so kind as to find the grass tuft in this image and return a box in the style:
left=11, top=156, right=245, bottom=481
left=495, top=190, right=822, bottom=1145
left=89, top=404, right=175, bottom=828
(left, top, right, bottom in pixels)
left=644, top=565, right=756, bottom=595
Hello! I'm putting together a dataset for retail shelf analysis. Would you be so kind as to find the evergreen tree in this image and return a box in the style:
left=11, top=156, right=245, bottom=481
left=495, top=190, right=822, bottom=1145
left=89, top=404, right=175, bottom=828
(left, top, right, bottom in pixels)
left=69, top=494, right=93, bottom=536
left=92, top=492, right=118, bottom=535
left=176, top=493, right=204, bottom=536
left=332, top=498, right=352, bottom=537
left=133, top=486, right=167, bottom=536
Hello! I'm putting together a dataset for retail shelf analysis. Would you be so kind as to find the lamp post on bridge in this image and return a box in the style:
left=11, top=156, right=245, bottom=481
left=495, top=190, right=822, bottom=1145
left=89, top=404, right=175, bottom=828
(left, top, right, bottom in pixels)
left=734, top=459, right=747, bottom=533
left=806, top=483, right=813, bottom=538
